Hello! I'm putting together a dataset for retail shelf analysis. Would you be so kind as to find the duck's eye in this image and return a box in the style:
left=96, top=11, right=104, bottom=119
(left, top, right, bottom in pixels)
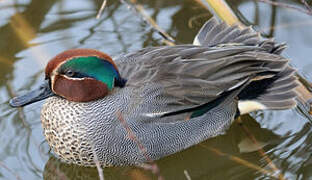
left=65, top=69, right=75, bottom=77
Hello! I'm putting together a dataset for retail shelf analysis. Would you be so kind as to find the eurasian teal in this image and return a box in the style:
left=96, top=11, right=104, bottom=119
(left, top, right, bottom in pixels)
left=10, top=17, right=298, bottom=167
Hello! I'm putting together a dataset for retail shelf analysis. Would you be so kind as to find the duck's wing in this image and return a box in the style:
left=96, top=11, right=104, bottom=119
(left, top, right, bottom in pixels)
left=116, top=45, right=291, bottom=123
left=114, top=16, right=297, bottom=124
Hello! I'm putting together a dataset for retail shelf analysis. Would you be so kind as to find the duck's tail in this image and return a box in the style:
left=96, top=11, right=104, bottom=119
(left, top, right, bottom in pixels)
left=193, top=16, right=286, bottom=54
left=237, top=66, right=298, bottom=114
left=194, top=17, right=298, bottom=114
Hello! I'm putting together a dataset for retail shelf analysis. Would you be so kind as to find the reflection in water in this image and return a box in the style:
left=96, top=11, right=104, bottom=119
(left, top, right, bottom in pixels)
left=0, top=0, right=55, bottom=85
left=0, top=0, right=312, bottom=179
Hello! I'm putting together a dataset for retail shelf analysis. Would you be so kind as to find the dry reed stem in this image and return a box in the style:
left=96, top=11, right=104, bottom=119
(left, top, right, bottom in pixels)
left=301, top=0, right=312, bottom=12
left=0, top=161, right=22, bottom=180
left=193, top=0, right=242, bottom=26
left=184, top=170, right=192, bottom=180
left=91, top=147, right=105, bottom=180
left=96, top=0, right=107, bottom=19
left=87, top=122, right=105, bottom=179
left=200, top=145, right=279, bottom=179
left=261, top=19, right=312, bottom=32
left=237, top=118, right=285, bottom=180
left=116, top=111, right=151, bottom=162
left=257, top=0, right=312, bottom=15
left=120, top=0, right=174, bottom=45
left=116, top=111, right=164, bottom=180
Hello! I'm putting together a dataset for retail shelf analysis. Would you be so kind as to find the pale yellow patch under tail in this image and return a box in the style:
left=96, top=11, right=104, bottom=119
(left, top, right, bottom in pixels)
left=237, top=67, right=298, bottom=115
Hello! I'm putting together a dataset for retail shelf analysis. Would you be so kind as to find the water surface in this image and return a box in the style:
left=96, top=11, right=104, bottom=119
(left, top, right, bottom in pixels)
left=0, top=0, right=312, bottom=179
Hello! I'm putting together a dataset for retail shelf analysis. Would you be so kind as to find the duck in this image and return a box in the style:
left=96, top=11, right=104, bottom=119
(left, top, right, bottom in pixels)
left=9, top=17, right=298, bottom=167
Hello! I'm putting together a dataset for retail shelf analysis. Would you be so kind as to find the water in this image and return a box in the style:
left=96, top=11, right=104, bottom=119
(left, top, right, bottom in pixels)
left=0, top=0, right=312, bottom=179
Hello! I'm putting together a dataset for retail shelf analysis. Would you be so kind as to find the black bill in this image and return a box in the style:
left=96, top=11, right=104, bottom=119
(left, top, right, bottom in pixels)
left=9, top=80, right=55, bottom=107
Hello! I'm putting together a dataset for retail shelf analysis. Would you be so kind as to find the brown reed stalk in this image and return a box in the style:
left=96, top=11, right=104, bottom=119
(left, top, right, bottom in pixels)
left=0, top=161, right=22, bottom=180
left=120, top=0, right=174, bottom=45
left=184, top=170, right=192, bottom=180
left=301, top=0, right=312, bottom=12
left=200, top=145, right=279, bottom=179
left=116, top=111, right=164, bottom=180
left=96, top=0, right=107, bottom=19
left=236, top=117, right=285, bottom=180
left=257, top=0, right=312, bottom=15
left=92, top=148, right=105, bottom=180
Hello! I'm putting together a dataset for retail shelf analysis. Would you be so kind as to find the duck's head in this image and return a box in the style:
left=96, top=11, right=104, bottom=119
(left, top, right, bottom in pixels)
left=10, top=49, right=126, bottom=107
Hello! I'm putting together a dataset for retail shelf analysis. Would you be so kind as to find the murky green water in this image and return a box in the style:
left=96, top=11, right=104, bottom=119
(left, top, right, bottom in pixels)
left=1, top=0, right=312, bottom=179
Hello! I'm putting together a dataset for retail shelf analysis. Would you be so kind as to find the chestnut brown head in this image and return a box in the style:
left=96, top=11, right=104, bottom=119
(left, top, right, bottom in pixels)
left=9, top=49, right=126, bottom=107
